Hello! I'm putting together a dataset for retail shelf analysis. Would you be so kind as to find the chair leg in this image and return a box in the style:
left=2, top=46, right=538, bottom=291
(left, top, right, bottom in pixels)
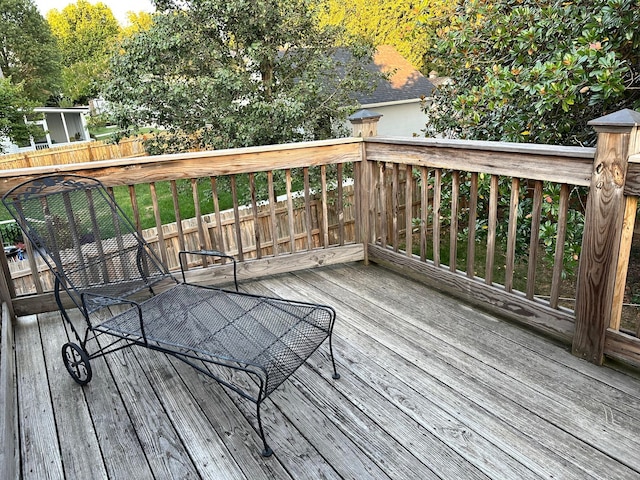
left=329, top=335, right=340, bottom=380
left=256, top=401, right=273, bottom=457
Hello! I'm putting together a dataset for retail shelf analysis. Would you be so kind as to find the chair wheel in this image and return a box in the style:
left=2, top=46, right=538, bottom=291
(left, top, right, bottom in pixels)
left=62, top=343, right=92, bottom=385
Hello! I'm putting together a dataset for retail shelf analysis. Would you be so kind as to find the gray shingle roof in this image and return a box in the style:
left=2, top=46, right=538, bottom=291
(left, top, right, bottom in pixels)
left=348, top=45, right=434, bottom=105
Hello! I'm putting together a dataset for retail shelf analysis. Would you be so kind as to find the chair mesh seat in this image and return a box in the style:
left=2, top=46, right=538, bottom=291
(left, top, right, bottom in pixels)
left=96, top=283, right=333, bottom=396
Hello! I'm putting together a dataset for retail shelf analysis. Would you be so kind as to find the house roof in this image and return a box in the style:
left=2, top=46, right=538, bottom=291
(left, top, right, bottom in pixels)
left=352, top=45, right=434, bottom=106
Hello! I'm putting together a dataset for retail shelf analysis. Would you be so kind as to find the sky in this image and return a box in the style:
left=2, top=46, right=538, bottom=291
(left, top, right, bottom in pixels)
left=34, top=0, right=155, bottom=25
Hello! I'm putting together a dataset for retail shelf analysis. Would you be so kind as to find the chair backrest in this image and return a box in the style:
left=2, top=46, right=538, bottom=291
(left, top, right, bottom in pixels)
left=2, top=174, right=172, bottom=307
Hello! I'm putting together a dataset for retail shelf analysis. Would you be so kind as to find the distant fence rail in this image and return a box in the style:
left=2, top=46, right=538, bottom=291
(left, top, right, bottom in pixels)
left=0, top=137, right=148, bottom=169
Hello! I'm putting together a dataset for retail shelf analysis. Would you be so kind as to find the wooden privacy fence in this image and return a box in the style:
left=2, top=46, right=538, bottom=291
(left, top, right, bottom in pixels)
left=7, top=184, right=355, bottom=296
left=0, top=137, right=147, bottom=169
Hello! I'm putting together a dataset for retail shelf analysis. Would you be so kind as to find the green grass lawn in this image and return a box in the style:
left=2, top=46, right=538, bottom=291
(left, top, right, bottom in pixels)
left=90, top=125, right=159, bottom=140
left=112, top=178, right=233, bottom=228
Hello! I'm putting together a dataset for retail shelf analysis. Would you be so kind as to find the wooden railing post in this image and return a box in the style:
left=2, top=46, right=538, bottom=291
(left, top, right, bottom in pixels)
left=573, top=109, right=640, bottom=364
left=349, top=110, right=382, bottom=265
left=348, top=109, right=383, bottom=139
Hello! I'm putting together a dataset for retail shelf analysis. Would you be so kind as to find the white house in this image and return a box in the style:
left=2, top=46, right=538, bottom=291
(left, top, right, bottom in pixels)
left=350, top=46, right=436, bottom=137
left=1, top=106, right=91, bottom=154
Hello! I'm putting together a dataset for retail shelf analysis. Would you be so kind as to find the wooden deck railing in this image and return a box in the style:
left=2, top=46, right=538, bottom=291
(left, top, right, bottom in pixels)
left=358, top=137, right=594, bottom=343
left=1, top=109, right=640, bottom=369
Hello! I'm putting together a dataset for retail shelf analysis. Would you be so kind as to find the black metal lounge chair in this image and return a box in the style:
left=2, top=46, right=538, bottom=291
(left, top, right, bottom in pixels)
left=2, top=174, right=340, bottom=457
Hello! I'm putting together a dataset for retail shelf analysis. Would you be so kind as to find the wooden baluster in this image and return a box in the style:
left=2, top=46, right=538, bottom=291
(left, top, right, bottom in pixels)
left=128, top=185, right=142, bottom=233
left=230, top=175, right=244, bottom=262
left=466, top=172, right=478, bottom=278
left=268, top=171, right=279, bottom=255
left=149, top=182, right=168, bottom=266
left=450, top=170, right=460, bottom=272
left=526, top=181, right=543, bottom=300
left=191, top=178, right=211, bottom=267
left=85, top=190, right=109, bottom=283
left=170, top=180, right=186, bottom=268
left=210, top=177, right=225, bottom=255
left=249, top=173, right=261, bottom=259
left=432, top=169, right=442, bottom=267
left=485, top=174, right=499, bottom=285
left=612, top=196, right=637, bottom=332
left=285, top=169, right=296, bottom=252
left=321, top=165, right=329, bottom=248
left=420, top=166, right=429, bottom=262
left=391, top=163, right=399, bottom=252
left=405, top=165, right=413, bottom=258
left=549, top=184, right=569, bottom=308
left=379, top=163, right=387, bottom=248
left=504, top=178, right=520, bottom=292
left=303, top=168, right=313, bottom=250
left=62, top=191, right=90, bottom=287
left=107, top=187, right=131, bottom=279
left=337, top=163, right=345, bottom=246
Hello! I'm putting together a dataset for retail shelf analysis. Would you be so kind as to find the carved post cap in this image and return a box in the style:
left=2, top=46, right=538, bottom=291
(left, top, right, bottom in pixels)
left=588, top=108, right=640, bottom=133
left=348, top=109, right=383, bottom=138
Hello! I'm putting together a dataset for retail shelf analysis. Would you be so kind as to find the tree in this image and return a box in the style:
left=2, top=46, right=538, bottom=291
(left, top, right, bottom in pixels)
left=103, top=0, right=379, bottom=152
left=47, top=0, right=120, bottom=104
left=0, top=0, right=62, bottom=103
left=315, top=0, right=456, bottom=73
left=120, top=11, right=154, bottom=37
left=0, top=78, right=39, bottom=152
left=424, top=0, right=640, bottom=146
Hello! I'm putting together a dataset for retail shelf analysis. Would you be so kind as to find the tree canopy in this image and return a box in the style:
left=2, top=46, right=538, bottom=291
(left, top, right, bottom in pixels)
left=0, top=0, right=62, bottom=103
left=424, top=0, right=640, bottom=146
left=103, top=0, right=378, bottom=152
left=47, top=0, right=120, bottom=104
left=0, top=78, right=41, bottom=152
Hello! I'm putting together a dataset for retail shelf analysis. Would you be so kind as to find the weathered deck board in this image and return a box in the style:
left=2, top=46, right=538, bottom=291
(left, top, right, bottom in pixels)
left=14, top=315, right=64, bottom=479
left=13, top=263, right=640, bottom=479
left=38, top=311, right=107, bottom=480
left=301, top=265, right=640, bottom=477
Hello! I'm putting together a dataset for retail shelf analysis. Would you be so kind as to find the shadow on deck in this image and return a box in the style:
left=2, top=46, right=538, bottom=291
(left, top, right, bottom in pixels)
left=12, top=263, right=640, bottom=479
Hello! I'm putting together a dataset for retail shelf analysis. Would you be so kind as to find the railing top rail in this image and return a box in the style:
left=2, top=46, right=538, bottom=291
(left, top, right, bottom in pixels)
left=0, top=137, right=364, bottom=195
left=366, top=136, right=596, bottom=159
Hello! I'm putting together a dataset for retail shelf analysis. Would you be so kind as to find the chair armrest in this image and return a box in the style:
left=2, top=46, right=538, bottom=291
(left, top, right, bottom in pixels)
left=178, top=249, right=238, bottom=291
left=81, top=292, right=147, bottom=344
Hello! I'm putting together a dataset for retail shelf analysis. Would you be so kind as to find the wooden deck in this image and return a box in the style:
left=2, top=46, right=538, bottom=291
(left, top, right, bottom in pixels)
left=12, top=262, right=640, bottom=479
